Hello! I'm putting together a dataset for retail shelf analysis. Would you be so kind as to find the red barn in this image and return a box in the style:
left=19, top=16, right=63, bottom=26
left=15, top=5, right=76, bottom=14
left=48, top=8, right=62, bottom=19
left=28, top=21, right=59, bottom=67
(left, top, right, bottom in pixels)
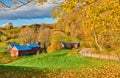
left=10, top=45, right=34, bottom=56
left=71, top=43, right=80, bottom=48
left=10, top=42, right=41, bottom=56
left=62, top=42, right=80, bottom=49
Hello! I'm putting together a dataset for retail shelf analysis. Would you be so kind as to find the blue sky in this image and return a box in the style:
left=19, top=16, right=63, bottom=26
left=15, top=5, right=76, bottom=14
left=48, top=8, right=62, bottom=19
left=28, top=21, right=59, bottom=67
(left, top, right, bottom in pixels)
left=0, top=0, right=59, bottom=27
left=0, top=18, right=57, bottom=26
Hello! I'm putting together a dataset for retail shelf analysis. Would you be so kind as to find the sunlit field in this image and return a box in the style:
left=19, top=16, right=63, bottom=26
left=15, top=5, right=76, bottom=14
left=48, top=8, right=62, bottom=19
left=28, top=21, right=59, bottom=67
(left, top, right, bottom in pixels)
left=0, top=49, right=119, bottom=78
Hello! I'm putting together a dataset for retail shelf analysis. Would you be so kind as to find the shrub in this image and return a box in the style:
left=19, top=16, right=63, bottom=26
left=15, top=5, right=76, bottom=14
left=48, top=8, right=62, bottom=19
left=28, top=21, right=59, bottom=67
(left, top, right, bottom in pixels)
left=0, top=35, right=8, bottom=41
left=47, top=38, right=63, bottom=53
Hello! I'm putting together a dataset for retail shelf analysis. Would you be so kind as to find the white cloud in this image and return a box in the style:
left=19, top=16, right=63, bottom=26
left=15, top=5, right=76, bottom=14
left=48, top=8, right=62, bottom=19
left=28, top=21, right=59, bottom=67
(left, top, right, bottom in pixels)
left=0, top=2, right=57, bottom=20
left=0, top=23, right=7, bottom=27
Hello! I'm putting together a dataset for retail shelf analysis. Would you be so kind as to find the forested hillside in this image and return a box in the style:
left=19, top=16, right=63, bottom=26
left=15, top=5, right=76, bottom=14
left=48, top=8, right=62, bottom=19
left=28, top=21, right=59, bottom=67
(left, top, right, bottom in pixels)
left=52, top=0, right=120, bottom=55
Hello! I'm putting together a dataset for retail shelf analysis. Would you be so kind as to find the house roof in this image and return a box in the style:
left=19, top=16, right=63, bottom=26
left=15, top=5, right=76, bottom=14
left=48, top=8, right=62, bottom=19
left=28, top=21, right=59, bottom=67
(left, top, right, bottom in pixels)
left=9, top=43, right=19, bottom=48
left=27, top=42, right=40, bottom=48
left=15, top=45, right=31, bottom=51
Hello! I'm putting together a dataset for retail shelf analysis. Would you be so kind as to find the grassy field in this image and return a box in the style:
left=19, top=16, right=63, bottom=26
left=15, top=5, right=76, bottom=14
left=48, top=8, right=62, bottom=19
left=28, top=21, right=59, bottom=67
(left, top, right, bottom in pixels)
left=0, top=38, right=20, bottom=64
left=0, top=42, right=7, bottom=52
left=0, top=49, right=119, bottom=77
left=0, top=52, right=20, bottom=64
left=0, top=38, right=19, bottom=52
left=6, top=49, right=120, bottom=69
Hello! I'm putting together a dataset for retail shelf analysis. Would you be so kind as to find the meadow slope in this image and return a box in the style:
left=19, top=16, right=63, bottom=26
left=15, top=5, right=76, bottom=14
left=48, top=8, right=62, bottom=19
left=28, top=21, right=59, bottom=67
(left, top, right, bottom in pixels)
left=0, top=49, right=120, bottom=78
left=6, top=49, right=120, bottom=69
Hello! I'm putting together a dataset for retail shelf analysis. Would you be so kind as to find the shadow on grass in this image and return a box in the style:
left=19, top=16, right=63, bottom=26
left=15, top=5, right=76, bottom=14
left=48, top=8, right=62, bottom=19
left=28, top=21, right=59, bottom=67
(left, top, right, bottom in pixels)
left=0, top=65, right=49, bottom=78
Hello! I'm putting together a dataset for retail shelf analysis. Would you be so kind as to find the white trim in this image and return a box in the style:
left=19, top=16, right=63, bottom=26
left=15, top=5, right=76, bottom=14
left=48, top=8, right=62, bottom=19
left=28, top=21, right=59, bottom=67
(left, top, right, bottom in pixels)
left=12, top=46, right=18, bottom=51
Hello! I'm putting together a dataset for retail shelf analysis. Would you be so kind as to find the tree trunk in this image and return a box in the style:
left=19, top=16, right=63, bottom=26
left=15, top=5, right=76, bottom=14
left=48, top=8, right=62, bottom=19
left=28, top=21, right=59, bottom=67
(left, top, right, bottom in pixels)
left=94, top=32, right=103, bottom=51
left=36, top=50, right=40, bottom=56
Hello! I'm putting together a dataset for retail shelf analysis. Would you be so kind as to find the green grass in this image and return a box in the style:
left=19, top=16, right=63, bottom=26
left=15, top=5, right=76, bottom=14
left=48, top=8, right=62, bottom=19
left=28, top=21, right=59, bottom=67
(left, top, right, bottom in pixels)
left=6, top=38, right=20, bottom=43
left=0, top=49, right=120, bottom=78
left=6, top=49, right=120, bottom=70
left=0, top=38, right=19, bottom=52
left=0, top=52, right=20, bottom=64
left=0, top=42, right=7, bottom=52
left=0, top=65, right=48, bottom=78
left=0, top=47, right=6, bottom=52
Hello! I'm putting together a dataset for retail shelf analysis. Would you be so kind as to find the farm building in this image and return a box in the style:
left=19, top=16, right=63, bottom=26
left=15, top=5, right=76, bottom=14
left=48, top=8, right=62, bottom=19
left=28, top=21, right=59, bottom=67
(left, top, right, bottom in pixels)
left=71, top=42, right=80, bottom=48
left=27, top=42, right=40, bottom=51
left=62, top=42, right=80, bottom=49
left=10, top=42, right=40, bottom=56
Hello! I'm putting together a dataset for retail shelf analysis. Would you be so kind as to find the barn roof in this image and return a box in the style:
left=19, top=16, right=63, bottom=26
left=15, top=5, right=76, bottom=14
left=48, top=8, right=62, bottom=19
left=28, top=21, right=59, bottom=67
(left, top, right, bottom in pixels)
left=35, top=42, right=40, bottom=45
left=62, top=42, right=80, bottom=44
left=9, top=43, right=19, bottom=48
left=15, top=45, right=31, bottom=51
left=27, top=42, right=40, bottom=48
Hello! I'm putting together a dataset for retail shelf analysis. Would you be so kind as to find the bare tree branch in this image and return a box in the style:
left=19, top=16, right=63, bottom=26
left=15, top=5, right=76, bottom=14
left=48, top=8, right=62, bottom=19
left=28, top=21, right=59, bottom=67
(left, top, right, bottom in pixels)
left=0, top=0, right=33, bottom=11
left=0, top=0, right=63, bottom=11
left=11, top=1, right=31, bottom=10
left=0, top=1, right=10, bottom=8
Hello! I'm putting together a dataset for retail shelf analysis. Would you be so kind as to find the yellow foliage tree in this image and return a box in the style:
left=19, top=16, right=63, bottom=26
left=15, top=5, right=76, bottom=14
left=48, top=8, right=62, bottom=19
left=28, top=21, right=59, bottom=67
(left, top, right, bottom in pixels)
left=0, top=35, right=8, bottom=41
left=47, top=38, right=63, bottom=53
left=52, top=0, right=120, bottom=52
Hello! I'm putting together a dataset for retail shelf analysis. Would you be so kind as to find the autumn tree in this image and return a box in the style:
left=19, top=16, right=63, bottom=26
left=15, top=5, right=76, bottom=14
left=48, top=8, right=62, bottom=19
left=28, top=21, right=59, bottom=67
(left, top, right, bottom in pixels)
left=52, top=0, right=120, bottom=53
left=47, top=38, right=63, bottom=52
left=0, top=35, right=8, bottom=41
left=37, top=25, right=51, bottom=49
left=19, top=26, right=37, bottom=44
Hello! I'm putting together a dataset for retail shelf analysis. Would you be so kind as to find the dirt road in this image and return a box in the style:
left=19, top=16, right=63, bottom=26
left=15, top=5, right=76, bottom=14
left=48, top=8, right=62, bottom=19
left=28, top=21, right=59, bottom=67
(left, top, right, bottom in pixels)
left=78, top=48, right=120, bottom=61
